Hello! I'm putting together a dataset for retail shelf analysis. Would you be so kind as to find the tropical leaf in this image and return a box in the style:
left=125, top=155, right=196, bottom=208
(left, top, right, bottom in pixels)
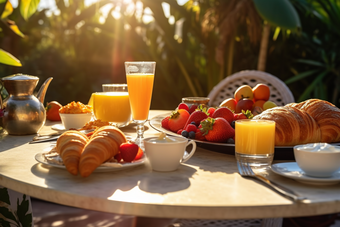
left=298, top=70, right=327, bottom=101
left=0, top=0, right=7, bottom=18
left=7, top=20, right=25, bottom=37
left=16, top=194, right=33, bottom=227
left=253, top=0, right=301, bottom=30
left=20, top=0, right=40, bottom=21
left=295, top=59, right=325, bottom=67
left=0, top=207, right=20, bottom=226
left=0, top=48, right=22, bottom=66
left=1, top=0, right=13, bottom=19
left=0, top=219, right=11, bottom=227
left=0, top=188, right=10, bottom=204
left=285, top=69, right=320, bottom=84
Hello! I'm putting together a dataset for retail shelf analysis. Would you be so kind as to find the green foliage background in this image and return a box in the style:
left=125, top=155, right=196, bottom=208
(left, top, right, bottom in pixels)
left=0, top=0, right=339, bottom=109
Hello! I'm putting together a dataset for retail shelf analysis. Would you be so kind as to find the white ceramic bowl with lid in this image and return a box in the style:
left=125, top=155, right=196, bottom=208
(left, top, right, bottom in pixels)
left=294, top=143, right=340, bottom=177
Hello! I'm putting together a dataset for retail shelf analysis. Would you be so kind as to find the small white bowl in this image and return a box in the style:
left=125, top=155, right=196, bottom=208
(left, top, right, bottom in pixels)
left=294, top=143, right=340, bottom=178
left=59, top=113, right=92, bottom=130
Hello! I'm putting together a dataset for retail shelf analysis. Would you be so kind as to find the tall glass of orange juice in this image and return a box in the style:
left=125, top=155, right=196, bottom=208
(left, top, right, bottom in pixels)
left=235, top=119, right=275, bottom=169
left=125, top=61, right=156, bottom=147
left=93, top=84, right=131, bottom=127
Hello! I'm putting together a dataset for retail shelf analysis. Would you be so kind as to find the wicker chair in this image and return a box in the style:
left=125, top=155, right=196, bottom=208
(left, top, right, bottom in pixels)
left=208, top=70, right=295, bottom=107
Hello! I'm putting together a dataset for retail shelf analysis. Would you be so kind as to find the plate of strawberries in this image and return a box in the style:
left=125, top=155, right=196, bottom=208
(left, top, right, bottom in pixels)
left=149, top=103, right=295, bottom=160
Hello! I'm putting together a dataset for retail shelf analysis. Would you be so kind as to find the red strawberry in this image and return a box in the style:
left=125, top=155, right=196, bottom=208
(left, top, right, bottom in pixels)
left=195, top=129, right=206, bottom=141
left=200, top=117, right=235, bottom=142
left=188, top=104, right=198, bottom=114
left=133, top=147, right=144, bottom=161
left=207, top=107, right=216, bottom=116
left=178, top=103, right=189, bottom=111
left=114, top=153, right=122, bottom=162
left=161, top=116, right=171, bottom=130
left=168, top=109, right=190, bottom=132
left=185, top=124, right=197, bottom=133
left=212, top=107, right=234, bottom=124
left=119, top=142, right=139, bottom=162
left=177, top=129, right=184, bottom=135
left=183, top=110, right=208, bottom=129
left=233, top=110, right=253, bottom=121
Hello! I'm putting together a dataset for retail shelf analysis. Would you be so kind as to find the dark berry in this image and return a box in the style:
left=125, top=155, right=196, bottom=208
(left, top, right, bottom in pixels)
left=190, top=121, right=196, bottom=126
left=227, top=138, right=235, bottom=144
left=231, top=121, right=236, bottom=129
left=188, top=131, right=196, bottom=139
left=181, top=130, right=189, bottom=138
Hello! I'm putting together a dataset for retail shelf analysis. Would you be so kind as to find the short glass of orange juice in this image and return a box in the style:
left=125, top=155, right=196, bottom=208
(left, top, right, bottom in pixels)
left=235, top=119, right=276, bottom=169
left=92, top=84, right=131, bottom=127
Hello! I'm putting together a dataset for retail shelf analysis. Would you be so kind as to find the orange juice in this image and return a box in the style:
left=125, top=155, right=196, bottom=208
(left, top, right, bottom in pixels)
left=235, top=119, right=275, bottom=155
left=93, top=92, right=131, bottom=124
left=126, top=73, right=154, bottom=121
left=88, top=93, right=94, bottom=107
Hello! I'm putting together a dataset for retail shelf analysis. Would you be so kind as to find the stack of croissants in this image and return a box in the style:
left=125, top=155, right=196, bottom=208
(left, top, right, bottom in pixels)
left=253, top=99, right=340, bottom=146
left=56, top=125, right=127, bottom=177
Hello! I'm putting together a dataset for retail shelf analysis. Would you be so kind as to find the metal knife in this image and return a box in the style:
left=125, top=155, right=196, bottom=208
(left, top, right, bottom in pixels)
left=29, top=133, right=61, bottom=144
left=29, top=130, right=94, bottom=144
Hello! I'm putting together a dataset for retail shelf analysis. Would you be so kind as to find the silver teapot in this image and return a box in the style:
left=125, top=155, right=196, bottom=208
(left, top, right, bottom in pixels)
left=1, top=74, right=53, bottom=135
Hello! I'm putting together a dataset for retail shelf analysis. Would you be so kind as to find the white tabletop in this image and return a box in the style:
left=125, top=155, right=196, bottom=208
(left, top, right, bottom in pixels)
left=0, top=110, right=340, bottom=219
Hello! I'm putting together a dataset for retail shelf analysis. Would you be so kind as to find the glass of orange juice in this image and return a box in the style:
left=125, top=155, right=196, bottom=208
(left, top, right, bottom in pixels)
left=235, top=119, right=276, bottom=169
left=92, top=84, right=131, bottom=127
left=125, top=61, right=156, bottom=147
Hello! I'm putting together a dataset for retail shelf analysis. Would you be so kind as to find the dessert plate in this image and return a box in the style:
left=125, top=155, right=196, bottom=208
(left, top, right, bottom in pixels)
left=149, top=113, right=295, bottom=160
left=35, top=153, right=145, bottom=173
left=271, top=162, right=340, bottom=186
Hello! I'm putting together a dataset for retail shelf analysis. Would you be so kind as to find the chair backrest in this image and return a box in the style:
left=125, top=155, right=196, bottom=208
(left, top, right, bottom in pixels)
left=208, top=70, right=295, bottom=107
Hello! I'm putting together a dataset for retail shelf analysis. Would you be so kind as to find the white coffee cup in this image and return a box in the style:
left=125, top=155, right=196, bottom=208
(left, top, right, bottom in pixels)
left=143, top=136, right=196, bottom=172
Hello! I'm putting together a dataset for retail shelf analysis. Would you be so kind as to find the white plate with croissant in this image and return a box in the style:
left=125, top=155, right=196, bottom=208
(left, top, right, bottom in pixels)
left=36, top=125, right=145, bottom=177
left=35, top=152, right=145, bottom=173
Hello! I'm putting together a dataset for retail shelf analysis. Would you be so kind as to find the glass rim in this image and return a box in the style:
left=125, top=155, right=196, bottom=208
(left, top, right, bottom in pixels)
left=182, top=97, right=210, bottom=101
left=124, top=61, right=156, bottom=64
left=102, top=84, right=127, bottom=87
left=235, top=119, right=276, bottom=124
left=143, top=136, right=188, bottom=144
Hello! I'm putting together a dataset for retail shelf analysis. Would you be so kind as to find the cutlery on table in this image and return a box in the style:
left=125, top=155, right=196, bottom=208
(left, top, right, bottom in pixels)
left=29, top=132, right=62, bottom=143
left=29, top=130, right=94, bottom=144
left=237, top=161, right=306, bottom=202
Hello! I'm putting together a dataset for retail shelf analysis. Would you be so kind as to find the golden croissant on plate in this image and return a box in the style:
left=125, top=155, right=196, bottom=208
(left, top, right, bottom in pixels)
left=56, top=130, right=89, bottom=175
left=253, top=99, right=340, bottom=146
left=79, top=126, right=127, bottom=177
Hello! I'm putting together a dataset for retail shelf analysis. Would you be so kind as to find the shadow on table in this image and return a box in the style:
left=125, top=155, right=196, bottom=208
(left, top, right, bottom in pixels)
left=138, top=165, right=196, bottom=194
left=30, top=163, right=143, bottom=198
left=0, top=134, right=33, bottom=152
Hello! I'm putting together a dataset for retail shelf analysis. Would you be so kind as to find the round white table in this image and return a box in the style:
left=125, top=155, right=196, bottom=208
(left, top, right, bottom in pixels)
left=0, top=110, right=340, bottom=223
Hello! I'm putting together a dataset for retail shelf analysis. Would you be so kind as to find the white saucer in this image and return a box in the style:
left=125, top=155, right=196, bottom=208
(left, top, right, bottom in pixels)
left=51, top=124, right=66, bottom=131
left=271, top=162, right=340, bottom=186
left=35, top=153, right=145, bottom=173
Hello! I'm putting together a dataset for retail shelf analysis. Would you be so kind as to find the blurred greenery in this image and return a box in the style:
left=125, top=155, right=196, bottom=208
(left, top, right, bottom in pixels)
left=0, top=0, right=339, bottom=110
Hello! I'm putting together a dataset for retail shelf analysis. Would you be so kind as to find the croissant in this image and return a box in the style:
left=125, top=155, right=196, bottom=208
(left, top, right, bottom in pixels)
left=56, top=130, right=89, bottom=175
left=254, top=99, right=340, bottom=146
left=286, top=99, right=340, bottom=143
left=79, top=126, right=127, bottom=177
